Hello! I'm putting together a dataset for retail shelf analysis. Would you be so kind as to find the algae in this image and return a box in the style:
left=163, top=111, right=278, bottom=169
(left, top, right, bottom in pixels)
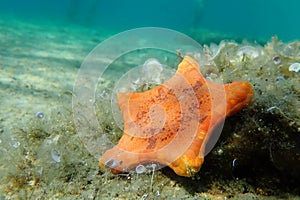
left=0, top=17, right=299, bottom=199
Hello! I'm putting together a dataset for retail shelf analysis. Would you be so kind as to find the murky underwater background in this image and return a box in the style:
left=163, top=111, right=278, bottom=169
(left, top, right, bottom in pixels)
left=0, top=0, right=299, bottom=41
left=0, top=0, right=299, bottom=199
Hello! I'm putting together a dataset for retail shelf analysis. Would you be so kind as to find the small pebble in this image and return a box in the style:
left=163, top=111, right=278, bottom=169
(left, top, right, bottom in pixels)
left=217, top=148, right=223, bottom=155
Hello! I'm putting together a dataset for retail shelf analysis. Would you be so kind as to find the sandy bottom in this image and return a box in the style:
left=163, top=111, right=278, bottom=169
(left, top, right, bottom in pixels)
left=0, top=16, right=299, bottom=199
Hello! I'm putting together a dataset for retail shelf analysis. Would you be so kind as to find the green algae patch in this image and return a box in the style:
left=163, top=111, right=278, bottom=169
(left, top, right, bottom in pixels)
left=0, top=17, right=299, bottom=199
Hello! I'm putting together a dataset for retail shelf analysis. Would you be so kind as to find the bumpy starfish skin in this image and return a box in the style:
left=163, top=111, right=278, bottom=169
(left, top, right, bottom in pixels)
left=100, top=56, right=254, bottom=177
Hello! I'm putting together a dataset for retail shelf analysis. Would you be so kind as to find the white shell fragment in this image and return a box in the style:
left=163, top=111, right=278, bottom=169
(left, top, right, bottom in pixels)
left=237, top=46, right=259, bottom=59
left=35, top=111, right=44, bottom=118
left=289, top=62, right=300, bottom=73
left=142, top=58, right=163, bottom=84
left=12, top=141, right=20, bottom=148
left=272, top=56, right=281, bottom=65
left=135, top=164, right=147, bottom=174
left=51, top=149, right=61, bottom=163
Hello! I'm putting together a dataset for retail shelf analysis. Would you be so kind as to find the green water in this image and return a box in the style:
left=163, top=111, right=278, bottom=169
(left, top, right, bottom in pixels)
left=0, top=0, right=299, bottom=199
left=0, top=0, right=299, bottom=41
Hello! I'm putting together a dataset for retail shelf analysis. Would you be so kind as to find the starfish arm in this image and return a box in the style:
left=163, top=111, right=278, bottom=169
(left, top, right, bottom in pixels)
left=225, top=82, right=254, bottom=116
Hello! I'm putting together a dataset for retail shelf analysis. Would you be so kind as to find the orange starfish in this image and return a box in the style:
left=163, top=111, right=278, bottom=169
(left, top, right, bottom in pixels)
left=100, top=56, right=253, bottom=177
